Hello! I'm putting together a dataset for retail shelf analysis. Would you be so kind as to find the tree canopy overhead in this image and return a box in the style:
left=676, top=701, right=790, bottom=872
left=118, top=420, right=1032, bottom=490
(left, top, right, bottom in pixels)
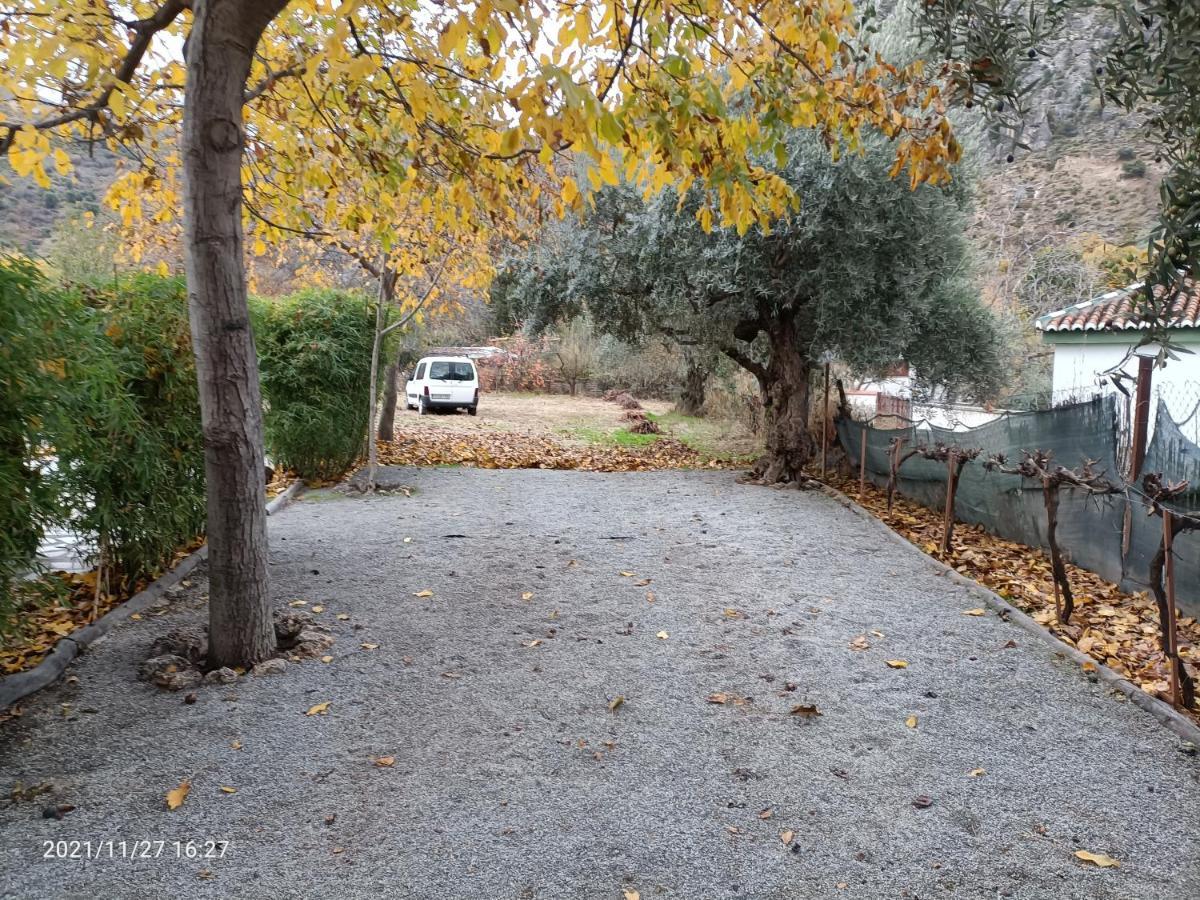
left=495, top=130, right=1003, bottom=482
left=4, top=1, right=964, bottom=241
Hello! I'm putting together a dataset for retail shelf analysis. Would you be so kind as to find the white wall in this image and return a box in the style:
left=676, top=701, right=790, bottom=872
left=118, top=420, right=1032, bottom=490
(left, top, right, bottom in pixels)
left=1048, top=333, right=1200, bottom=441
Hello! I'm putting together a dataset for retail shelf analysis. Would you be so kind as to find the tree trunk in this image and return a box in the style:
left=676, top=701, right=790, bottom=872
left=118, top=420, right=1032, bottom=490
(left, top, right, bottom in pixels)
left=676, top=357, right=708, bottom=416
left=377, top=362, right=399, bottom=441
left=755, top=315, right=813, bottom=483
left=1042, top=479, right=1074, bottom=624
left=183, top=0, right=289, bottom=669
left=365, top=268, right=397, bottom=492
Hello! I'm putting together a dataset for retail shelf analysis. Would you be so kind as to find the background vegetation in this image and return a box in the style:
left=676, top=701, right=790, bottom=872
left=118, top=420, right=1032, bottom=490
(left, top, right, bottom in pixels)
left=255, top=288, right=377, bottom=481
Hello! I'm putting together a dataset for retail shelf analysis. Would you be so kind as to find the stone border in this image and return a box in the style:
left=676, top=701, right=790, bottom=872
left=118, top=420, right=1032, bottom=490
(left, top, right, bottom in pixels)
left=813, top=481, right=1200, bottom=747
left=0, top=482, right=305, bottom=710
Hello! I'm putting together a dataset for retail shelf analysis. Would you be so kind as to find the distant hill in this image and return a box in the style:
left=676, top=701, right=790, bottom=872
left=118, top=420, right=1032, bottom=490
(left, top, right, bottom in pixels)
left=0, top=146, right=121, bottom=256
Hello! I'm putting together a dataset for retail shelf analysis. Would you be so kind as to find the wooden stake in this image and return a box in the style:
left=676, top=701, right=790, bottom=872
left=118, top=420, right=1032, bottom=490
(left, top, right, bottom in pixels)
left=820, top=361, right=830, bottom=478
left=1163, top=510, right=1183, bottom=708
left=940, top=449, right=957, bottom=555
left=858, top=425, right=868, bottom=498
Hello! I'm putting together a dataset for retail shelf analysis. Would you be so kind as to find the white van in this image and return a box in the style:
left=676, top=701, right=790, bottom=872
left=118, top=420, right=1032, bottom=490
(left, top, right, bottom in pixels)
left=405, top=356, right=479, bottom=415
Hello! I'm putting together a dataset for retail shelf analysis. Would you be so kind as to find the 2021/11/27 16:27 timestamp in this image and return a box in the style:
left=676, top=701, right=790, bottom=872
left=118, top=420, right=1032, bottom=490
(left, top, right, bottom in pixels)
left=42, top=840, right=230, bottom=860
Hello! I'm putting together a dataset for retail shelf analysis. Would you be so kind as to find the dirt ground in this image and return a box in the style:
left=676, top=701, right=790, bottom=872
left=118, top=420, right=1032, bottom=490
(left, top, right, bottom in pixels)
left=395, top=391, right=760, bottom=459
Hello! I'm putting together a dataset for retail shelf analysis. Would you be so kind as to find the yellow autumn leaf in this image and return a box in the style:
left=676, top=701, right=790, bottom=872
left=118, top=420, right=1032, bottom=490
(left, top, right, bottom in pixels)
left=885, top=660, right=908, bottom=669
left=414, top=589, right=433, bottom=597
left=619, top=571, right=635, bottom=577
left=360, top=643, right=379, bottom=651
left=1074, top=850, right=1120, bottom=868
left=320, top=655, right=333, bottom=664
left=305, top=701, right=331, bottom=716
left=623, top=891, right=640, bottom=900
left=967, top=768, right=986, bottom=777
left=311, top=605, right=324, bottom=613
left=608, top=695, right=625, bottom=712
left=780, top=830, right=794, bottom=844
left=165, top=780, right=190, bottom=810
left=962, top=608, right=986, bottom=616
left=905, top=715, right=918, bottom=729
left=373, top=756, right=396, bottom=768
left=656, top=631, right=669, bottom=640
left=219, top=786, right=237, bottom=794
left=521, top=591, right=534, bottom=600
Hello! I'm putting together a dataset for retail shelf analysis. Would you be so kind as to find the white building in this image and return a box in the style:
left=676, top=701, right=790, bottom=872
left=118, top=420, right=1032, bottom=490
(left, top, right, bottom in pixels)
left=1036, top=282, right=1200, bottom=438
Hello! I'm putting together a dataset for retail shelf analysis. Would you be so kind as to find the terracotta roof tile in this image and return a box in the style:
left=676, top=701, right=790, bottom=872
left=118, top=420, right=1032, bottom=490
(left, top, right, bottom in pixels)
left=1036, top=280, right=1200, bottom=333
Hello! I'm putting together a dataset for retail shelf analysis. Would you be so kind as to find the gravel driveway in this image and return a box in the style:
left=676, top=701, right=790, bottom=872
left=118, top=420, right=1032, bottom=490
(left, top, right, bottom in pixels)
left=2, top=467, right=1198, bottom=900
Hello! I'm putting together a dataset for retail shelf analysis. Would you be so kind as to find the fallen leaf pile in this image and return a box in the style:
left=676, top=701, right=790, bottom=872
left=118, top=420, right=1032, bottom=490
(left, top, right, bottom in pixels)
left=376, top=432, right=741, bottom=472
left=0, top=536, right=206, bottom=677
left=823, top=471, right=1199, bottom=723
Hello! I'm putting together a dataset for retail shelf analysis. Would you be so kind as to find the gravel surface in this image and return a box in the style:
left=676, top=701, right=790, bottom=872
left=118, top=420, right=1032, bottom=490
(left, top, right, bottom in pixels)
left=2, top=467, right=1198, bottom=900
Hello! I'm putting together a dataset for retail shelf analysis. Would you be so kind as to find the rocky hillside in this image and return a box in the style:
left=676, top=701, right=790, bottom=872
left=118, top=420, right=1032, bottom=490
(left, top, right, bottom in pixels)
left=0, top=147, right=119, bottom=255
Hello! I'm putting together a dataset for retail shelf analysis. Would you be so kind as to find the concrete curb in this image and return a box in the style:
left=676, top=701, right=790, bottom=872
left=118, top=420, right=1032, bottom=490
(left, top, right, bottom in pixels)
left=266, top=480, right=305, bottom=516
left=813, top=481, right=1200, bottom=747
left=1, top=483, right=306, bottom=711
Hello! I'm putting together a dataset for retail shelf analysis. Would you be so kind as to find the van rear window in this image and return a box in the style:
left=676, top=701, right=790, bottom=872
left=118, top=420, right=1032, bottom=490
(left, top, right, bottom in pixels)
left=428, top=361, right=474, bottom=381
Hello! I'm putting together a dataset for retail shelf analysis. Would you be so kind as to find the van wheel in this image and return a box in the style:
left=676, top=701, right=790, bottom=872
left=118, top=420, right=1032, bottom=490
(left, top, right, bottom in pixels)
left=418, top=397, right=428, bottom=416
left=467, top=405, right=477, bottom=417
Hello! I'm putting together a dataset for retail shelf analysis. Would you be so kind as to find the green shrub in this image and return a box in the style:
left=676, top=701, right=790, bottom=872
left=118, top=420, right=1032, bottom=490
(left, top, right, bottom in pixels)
left=256, top=289, right=375, bottom=480
left=1121, top=159, right=1147, bottom=178
left=54, top=275, right=206, bottom=583
left=0, top=265, right=204, bottom=631
left=0, top=259, right=69, bottom=615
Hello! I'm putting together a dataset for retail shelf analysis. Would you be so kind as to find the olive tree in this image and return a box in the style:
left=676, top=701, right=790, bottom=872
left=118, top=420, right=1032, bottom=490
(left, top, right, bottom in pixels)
left=496, top=132, right=1004, bottom=482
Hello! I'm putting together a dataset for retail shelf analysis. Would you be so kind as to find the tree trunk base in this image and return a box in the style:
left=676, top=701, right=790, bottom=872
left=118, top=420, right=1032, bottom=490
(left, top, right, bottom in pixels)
left=746, top=453, right=815, bottom=487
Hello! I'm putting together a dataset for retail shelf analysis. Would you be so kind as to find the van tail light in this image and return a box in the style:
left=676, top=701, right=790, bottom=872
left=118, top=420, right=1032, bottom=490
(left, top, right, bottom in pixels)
left=423, top=385, right=430, bottom=397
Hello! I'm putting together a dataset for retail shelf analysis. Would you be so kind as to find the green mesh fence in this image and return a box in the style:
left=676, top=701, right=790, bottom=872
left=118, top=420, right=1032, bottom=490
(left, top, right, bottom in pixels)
left=837, top=396, right=1200, bottom=616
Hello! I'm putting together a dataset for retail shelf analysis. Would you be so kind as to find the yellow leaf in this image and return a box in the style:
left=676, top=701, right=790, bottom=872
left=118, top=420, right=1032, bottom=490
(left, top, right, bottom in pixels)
left=230, top=740, right=242, bottom=751
left=306, top=701, right=331, bottom=716
left=320, top=655, right=333, bottom=664
left=656, top=631, right=669, bottom=640
left=962, top=608, right=986, bottom=617
left=521, top=591, right=534, bottom=601
left=373, top=756, right=396, bottom=768
left=623, top=891, right=640, bottom=900
left=523, top=639, right=542, bottom=648
left=414, top=589, right=433, bottom=598
left=619, top=571, right=635, bottom=577
left=52, top=147, right=71, bottom=176
left=288, top=600, right=308, bottom=607
left=1074, top=850, right=1120, bottom=868
left=780, top=830, right=794, bottom=844
left=311, top=605, right=324, bottom=613
left=219, top=786, right=237, bottom=794
left=166, top=780, right=190, bottom=810
left=608, top=695, right=625, bottom=712
left=336, top=614, right=350, bottom=621
left=360, top=643, right=379, bottom=651
left=905, top=715, right=918, bottom=729
left=1081, top=661, right=1098, bottom=673
left=885, top=660, right=909, bottom=669
left=967, top=768, right=986, bottom=777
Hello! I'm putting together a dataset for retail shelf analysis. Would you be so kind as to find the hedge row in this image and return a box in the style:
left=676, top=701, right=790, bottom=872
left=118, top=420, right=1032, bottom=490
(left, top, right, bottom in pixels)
left=1, top=260, right=375, bottom=633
